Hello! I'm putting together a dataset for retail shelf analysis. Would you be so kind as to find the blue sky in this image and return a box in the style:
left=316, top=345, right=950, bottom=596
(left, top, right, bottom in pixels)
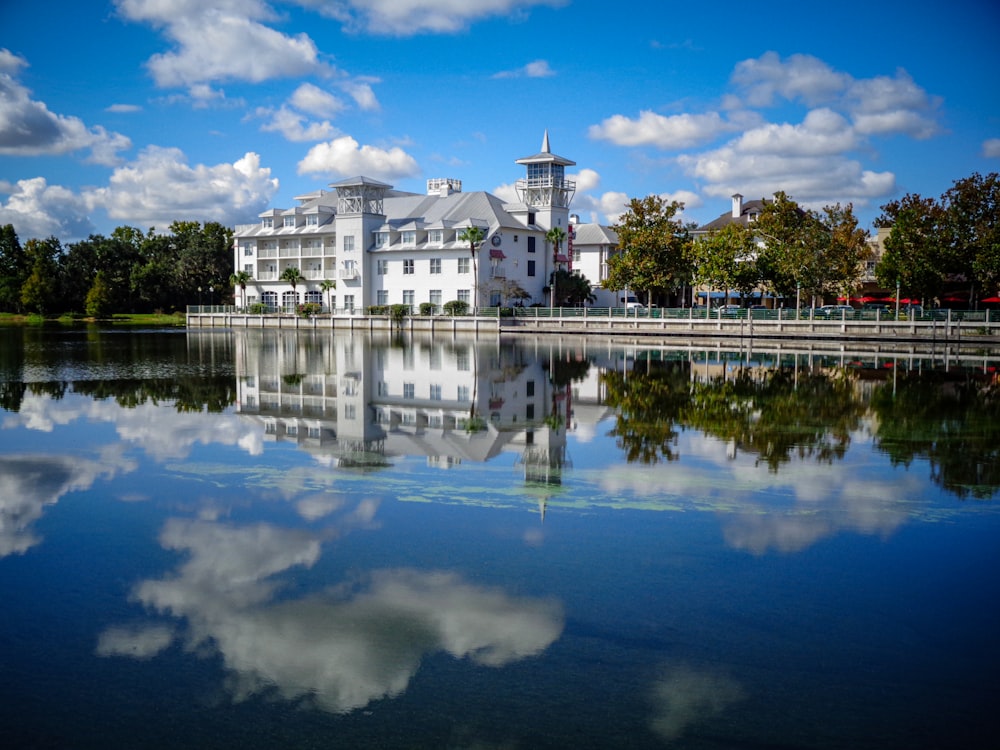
left=1, top=0, right=998, bottom=243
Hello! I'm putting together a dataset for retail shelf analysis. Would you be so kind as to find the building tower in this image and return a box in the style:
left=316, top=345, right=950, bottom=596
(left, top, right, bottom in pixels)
left=330, top=176, right=391, bottom=311
left=514, top=130, right=576, bottom=233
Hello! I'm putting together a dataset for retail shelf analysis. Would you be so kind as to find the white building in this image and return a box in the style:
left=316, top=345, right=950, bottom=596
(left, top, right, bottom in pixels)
left=233, top=133, right=609, bottom=313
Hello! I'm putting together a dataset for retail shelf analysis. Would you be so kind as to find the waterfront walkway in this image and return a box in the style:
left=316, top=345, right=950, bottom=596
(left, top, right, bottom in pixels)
left=187, top=306, right=1000, bottom=345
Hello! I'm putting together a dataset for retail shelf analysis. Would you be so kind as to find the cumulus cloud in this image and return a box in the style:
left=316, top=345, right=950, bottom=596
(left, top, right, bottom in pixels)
left=87, top=147, right=279, bottom=229
left=299, top=0, right=567, bottom=36
left=0, top=48, right=131, bottom=165
left=0, top=177, right=96, bottom=242
left=289, top=82, right=345, bottom=118
left=115, top=0, right=324, bottom=91
left=589, top=51, right=942, bottom=216
left=589, top=110, right=747, bottom=150
left=257, top=105, right=339, bottom=142
left=297, top=135, right=420, bottom=180
left=982, top=138, right=1000, bottom=158
left=492, top=59, right=555, bottom=79
left=96, top=624, right=176, bottom=660
left=114, top=517, right=564, bottom=713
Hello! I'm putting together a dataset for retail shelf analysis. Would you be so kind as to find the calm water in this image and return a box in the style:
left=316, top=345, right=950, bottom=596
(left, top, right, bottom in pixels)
left=1, top=326, right=999, bottom=749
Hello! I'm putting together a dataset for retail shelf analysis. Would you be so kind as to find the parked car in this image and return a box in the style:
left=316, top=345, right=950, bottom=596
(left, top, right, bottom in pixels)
left=625, top=301, right=645, bottom=311
left=718, top=304, right=742, bottom=317
left=816, top=304, right=856, bottom=318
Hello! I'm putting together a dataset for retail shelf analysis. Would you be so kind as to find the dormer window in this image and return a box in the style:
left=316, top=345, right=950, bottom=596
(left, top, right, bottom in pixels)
left=305, top=215, right=319, bottom=226
left=429, top=229, right=443, bottom=244
left=374, top=231, right=388, bottom=248
left=401, top=231, right=416, bottom=246
left=262, top=217, right=273, bottom=228
left=283, top=216, right=296, bottom=228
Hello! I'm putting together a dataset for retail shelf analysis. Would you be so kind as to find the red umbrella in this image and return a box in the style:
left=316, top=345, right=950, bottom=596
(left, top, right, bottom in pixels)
left=981, top=296, right=1000, bottom=304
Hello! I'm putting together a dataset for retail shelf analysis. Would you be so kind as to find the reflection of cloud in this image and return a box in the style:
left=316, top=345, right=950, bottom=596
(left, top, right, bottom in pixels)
left=0, top=451, right=135, bottom=556
left=114, top=518, right=563, bottom=713
left=598, top=429, right=921, bottom=554
left=5, top=393, right=263, bottom=459
left=649, top=664, right=744, bottom=742
left=96, top=624, right=175, bottom=660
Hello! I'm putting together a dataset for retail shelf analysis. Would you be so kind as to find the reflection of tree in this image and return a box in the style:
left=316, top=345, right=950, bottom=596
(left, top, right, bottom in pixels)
left=601, top=361, right=691, bottom=463
left=69, top=377, right=236, bottom=413
left=870, top=372, right=1000, bottom=499
left=684, top=368, right=863, bottom=472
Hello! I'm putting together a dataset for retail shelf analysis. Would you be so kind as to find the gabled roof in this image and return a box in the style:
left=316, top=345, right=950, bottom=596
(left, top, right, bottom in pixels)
left=571, top=223, right=618, bottom=245
left=694, top=198, right=770, bottom=233
left=515, top=130, right=576, bottom=167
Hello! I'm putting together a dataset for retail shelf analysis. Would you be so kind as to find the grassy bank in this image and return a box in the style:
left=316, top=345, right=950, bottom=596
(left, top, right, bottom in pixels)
left=0, top=312, right=186, bottom=327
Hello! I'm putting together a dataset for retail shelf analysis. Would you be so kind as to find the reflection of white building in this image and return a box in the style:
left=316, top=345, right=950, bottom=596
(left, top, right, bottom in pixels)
left=233, top=133, right=600, bottom=313
left=233, top=330, right=569, bottom=480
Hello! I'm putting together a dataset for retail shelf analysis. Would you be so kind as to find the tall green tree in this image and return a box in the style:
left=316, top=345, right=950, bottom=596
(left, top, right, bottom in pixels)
left=875, top=194, right=949, bottom=303
left=171, top=220, right=234, bottom=305
left=19, top=237, right=61, bottom=314
left=943, top=172, right=1000, bottom=296
left=550, top=269, right=596, bottom=307
left=320, top=278, right=336, bottom=312
left=458, top=226, right=485, bottom=314
left=604, top=196, right=693, bottom=307
left=819, top=203, right=871, bottom=301
left=755, top=191, right=824, bottom=304
left=0, top=224, right=27, bottom=312
left=693, top=222, right=760, bottom=306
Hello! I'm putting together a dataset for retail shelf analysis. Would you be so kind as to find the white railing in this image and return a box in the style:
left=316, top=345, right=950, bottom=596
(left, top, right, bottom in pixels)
left=339, top=267, right=359, bottom=280
left=257, top=272, right=277, bottom=281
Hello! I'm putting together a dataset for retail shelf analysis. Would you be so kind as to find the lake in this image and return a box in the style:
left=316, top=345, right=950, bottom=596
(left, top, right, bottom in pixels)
left=1, top=326, right=999, bottom=749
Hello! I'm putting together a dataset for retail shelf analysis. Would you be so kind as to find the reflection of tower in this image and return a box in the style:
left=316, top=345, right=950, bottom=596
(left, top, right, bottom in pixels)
left=334, top=335, right=387, bottom=467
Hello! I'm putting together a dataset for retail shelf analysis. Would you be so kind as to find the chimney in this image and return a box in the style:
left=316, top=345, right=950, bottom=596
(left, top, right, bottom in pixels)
left=731, top=193, right=743, bottom=219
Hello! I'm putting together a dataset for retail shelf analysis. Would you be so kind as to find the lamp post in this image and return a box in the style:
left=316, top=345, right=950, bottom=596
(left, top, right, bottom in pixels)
left=895, top=278, right=901, bottom=319
left=795, top=281, right=801, bottom=319
left=209, top=285, right=214, bottom=308
left=197, top=286, right=202, bottom=309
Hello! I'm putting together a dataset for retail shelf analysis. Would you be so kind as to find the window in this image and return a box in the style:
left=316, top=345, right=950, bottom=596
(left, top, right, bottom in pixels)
left=403, top=383, right=415, bottom=399
left=526, top=404, right=535, bottom=420
left=243, top=245, right=253, bottom=256
left=430, top=258, right=442, bottom=274
left=573, top=248, right=581, bottom=262
left=262, top=217, right=273, bottom=228
left=305, top=291, right=321, bottom=304
left=526, top=380, right=535, bottom=397
left=343, top=235, right=355, bottom=252
left=403, top=259, right=414, bottom=274
left=528, top=236, right=536, bottom=253
left=528, top=212, right=536, bottom=225
left=456, top=350, right=470, bottom=371
left=429, top=290, right=442, bottom=310
left=429, top=384, right=442, bottom=400
left=306, top=214, right=319, bottom=226
left=243, top=264, right=253, bottom=274
left=344, top=294, right=355, bottom=312
left=457, top=257, right=470, bottom=274
left=374, top=231, right=388, bottom=248
left=401, top=231, right=416, bottom=246
left=402, top=290, right=414, bottom=309
left=457, top=289, right=470, bottom=304
left=344, top=404, right=356, bottom=420
left=457, top=385, right=470, bottom=401
left=377, top=290, right=388, bottom=305
left=283, top=216, right=295, bottom=227
left=377, top=259, right=388, bottom=275
left=527, top=260, right=536, bottom=277
left=429, top=230, right=443, bottom=244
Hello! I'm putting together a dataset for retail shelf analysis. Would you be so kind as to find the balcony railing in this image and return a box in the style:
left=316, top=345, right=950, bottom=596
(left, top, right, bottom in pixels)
left=339, top=267, right=359, bottom=280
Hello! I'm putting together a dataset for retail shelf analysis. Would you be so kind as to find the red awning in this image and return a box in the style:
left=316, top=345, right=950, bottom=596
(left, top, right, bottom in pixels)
left=489, top=248, right=505, bottom=259
left=555, top=254, right=569, bottom=262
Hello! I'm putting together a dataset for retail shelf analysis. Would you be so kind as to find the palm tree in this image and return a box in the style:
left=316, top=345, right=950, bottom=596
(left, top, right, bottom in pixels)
left=545, top=226, right=567, bottom=308
left=229, top=270, right=252, bottom=310
left=280, top=266, right=304, bottom=311
left=320, top=278, right=336, bottom=313
left=458, top=226, right=485, bottom=315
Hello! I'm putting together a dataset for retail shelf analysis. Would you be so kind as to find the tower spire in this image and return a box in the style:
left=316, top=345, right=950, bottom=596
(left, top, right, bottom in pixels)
left=541, top=129, right=550, bottom=153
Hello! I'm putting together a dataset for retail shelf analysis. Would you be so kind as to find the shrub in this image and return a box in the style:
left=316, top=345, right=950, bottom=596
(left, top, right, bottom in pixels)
left=418, top=302, right=435, bottom=316
left=248, top=302, right=269, bottom=314
left=296, top=302, right=322, bottom=318
left=366, top=305, right=390, bottom=315
left=443, top=300, right=469, bottom=316
left=389, top=304, right=410, bottom=325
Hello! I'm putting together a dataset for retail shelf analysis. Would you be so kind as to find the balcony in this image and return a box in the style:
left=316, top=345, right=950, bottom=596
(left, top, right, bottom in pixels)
left=339, top=267, right=359, bottom=280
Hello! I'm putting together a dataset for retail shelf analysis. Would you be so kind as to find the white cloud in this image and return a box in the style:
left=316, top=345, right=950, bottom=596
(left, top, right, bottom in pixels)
left=0, top=177, right=96, bottom=242
left=493, top=59, right=555, bottom=79
left=0, top=48, right=131, bottom=165
left=730, top=51, right=849, bottom=108
left=297, top=135, right=420, bottom=180
left=730, top=108, right=859, bottom=157
left=299, top=0, right=567, bottom=36
left=289, top=83, right=345, bottom=118
left=96, top=624, right=176, bottom=660
left=115, top=0, right=325, bottom=91
left=106, top=103, right=142, bottom=113
left=589, top=110, right=743, bottom=150
left=88, top=147, right=279, bottom=229
left=984, top=138, right=1000, bottom=158
left=258, top=105, right=339, bottom=142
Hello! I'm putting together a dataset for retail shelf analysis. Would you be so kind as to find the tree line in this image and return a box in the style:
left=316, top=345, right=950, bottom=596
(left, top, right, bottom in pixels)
left=604, top=171, right=999, bottom=307
left=0, top=221, right=233, bottom=316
